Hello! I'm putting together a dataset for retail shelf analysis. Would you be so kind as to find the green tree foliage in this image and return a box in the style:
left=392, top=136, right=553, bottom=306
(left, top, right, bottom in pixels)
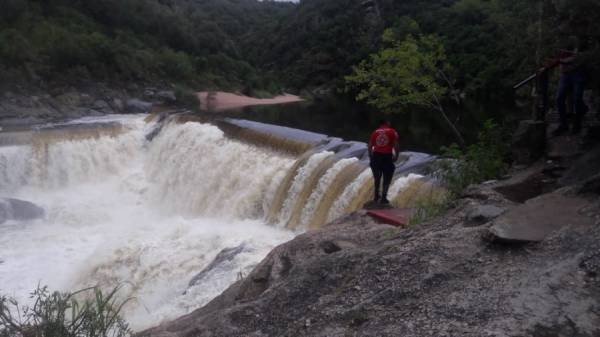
left=345, top=31, right=465, bottom=145
left=1, top=0, right=599, bottom=98
left=0, top=0, right=293, bottom=92
left=437, top=120, right=509, bottom=195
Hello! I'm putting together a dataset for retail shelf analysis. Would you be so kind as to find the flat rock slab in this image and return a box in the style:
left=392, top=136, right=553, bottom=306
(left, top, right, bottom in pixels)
left=487, top=193, right=593, bottom=243
left=366, top=208, right=413, bottom=227
left=466, top=204, right=506, bottom=226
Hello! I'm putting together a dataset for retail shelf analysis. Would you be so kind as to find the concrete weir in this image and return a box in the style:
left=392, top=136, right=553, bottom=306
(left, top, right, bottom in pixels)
left=207, top=117, right=439, bottom=229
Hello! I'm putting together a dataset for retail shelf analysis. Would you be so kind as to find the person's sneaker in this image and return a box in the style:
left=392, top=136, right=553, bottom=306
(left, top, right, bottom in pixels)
left=373, top=193, right=380, bottom=203
left=380, top=198, right=390, bottom=205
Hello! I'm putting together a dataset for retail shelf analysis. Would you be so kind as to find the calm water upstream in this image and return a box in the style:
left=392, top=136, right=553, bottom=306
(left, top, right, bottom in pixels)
left=216, top=95, right=523, bottom=153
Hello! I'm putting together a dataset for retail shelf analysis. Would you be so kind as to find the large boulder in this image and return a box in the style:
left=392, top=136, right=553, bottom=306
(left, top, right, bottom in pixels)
left=126, top=99, right=153, bottom=114
left=92, top=100, right=113, bottom=113
left=511, top=120, right=546, bottom=165
left=156, top=91, right=177, bottom=104
left=0, top=198, right=45, bottom=224
left=465, top=204, right=506, bottom=226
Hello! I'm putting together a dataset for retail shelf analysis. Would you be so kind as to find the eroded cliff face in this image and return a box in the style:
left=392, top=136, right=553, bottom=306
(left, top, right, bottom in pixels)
left=140, top=183, right=600, bottom=337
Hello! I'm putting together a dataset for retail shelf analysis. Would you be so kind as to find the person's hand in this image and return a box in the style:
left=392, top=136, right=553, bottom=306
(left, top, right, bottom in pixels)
left=392, top=154, right=399, bottom=162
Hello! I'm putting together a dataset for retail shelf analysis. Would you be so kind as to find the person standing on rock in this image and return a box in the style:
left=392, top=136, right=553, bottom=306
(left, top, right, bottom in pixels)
left=541, top=36, right=593, bottom=135
left=368, top=120, right=400, bottom=205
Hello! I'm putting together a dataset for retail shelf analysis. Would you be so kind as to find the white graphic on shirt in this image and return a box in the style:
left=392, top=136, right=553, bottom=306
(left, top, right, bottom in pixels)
left=375, top=131, right=389, bottom=147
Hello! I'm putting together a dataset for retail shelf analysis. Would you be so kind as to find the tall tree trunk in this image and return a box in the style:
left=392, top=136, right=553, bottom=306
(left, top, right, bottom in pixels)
left=432, top=94, right=466, bottom=147
left=438, top=106, right=466, bottom=148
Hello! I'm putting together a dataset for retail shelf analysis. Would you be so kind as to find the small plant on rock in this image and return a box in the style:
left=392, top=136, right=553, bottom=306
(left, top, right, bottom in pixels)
left=0, top=285, right=131, bottom=337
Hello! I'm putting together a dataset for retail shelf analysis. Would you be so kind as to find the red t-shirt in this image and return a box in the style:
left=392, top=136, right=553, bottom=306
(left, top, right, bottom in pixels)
left=370, top=126, right=398, bottom=154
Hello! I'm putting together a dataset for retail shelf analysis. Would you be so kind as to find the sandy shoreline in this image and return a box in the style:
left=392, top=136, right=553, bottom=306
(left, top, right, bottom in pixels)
left=197, top=91, right=304, bottom=111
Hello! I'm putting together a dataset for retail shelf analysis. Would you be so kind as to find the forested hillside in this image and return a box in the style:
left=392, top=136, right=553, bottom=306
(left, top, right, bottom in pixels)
left=254, top=0, right=600, bottom=100
left=1, top=0, right=599, bottom=99
left=0, top=0, right=293, bottom=92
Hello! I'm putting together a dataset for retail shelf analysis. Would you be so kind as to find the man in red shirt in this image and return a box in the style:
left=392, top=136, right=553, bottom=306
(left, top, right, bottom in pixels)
left=368, top=120, right=400, bottom=205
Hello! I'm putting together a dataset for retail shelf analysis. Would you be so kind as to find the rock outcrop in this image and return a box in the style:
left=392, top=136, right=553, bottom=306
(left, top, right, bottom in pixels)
left=185, top=243, right=254, bottom=294
left=126, top=99, right=153, bottom=114
left=0, top=198, right=45, bottom=224
left=140, top=191, right=600, bottom=337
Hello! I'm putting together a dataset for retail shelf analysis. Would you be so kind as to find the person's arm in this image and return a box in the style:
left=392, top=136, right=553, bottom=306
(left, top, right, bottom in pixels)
left=393, top=132, right=400, bottom=161
left=368, top=136, right=373, bottom=159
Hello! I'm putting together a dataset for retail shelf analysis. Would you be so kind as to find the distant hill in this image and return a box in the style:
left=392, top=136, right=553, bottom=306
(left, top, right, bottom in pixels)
left=0, top=0, right=293, bottom=92
left=1, top=0, right=598, bottom=98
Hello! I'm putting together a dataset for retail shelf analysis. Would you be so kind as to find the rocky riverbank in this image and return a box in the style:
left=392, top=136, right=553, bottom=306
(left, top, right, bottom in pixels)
left=0, top=83, right=179, bottom=129
left=140, top=142, right=600, bottom=336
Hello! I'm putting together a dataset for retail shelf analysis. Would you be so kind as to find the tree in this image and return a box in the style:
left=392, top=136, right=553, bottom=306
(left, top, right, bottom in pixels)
left=345, top=30, right=466, bottom=146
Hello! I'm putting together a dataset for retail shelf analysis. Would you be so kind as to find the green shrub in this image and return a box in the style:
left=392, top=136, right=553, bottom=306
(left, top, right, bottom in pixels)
left=436, top=119, right=509, bottom=196
left=174, top=86, right=201, bottom=112
left=159, top=49, right=196, bottom=81
left=0, top=29, right=32, bottom=66
left=408, top=195, right=452, bottom=226
left=0, top=285, right=131, bottom=337
left=409, top=120, right=509, bottom=225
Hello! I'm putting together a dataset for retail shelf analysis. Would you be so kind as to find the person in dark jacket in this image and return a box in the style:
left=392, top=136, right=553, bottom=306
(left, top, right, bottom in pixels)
left=542, top=36, right=589, bottom=135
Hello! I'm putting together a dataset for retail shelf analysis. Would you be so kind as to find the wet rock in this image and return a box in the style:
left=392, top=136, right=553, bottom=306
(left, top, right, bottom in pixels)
left=145, top=112, right=169, bottom=141
left=465, top=204, right=506, bottom=226
left=186, top=243, right=252, bottom=292
left=92, top=100, right=112, bottom=113
left=156, top=91, right=176, bottom=103
left=0, top=198, right=45, bottom=224
left=512, top=120, right=546, bottom=165
left=111, top=98, right=124, bottom=112
left=126, top=99, right=153, bottom=114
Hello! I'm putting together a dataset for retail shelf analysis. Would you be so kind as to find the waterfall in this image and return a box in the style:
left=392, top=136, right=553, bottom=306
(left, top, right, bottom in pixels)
left=0, top=114, right=434, bottom=331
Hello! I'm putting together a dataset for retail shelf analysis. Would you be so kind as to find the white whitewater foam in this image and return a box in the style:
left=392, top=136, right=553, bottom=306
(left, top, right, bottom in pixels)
left=276, top=151, right=334, bottom=226
left=387, top=173, right=423, bottom=199
left=0, top=117, right=295, bottom=332
left=145, top=123, right=294, bottom=219
left=0, top=145, right=32, bottom=192
left=298, top=157, right=357, bottom=228
left=327, top=168, right=372, bottom=223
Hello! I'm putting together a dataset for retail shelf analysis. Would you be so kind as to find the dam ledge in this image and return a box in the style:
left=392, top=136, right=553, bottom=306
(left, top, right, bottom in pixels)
left=0, top=112, right=441, bottom=331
